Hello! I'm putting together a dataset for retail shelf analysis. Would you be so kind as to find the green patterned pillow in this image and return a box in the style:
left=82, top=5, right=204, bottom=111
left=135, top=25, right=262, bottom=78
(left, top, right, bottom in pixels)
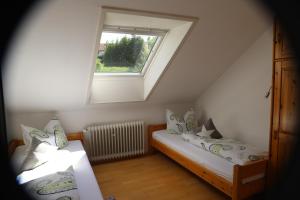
left=166, top=109, right=186, bottom=134
left=166, top=108, right=197, bottom=134
left=21, top=125, right=56, bottom=147
left=183, top=108, right=198, bottom=132
left=21, top=119, right=68, bottom=149
left=44, top=119, right=68, bottom=149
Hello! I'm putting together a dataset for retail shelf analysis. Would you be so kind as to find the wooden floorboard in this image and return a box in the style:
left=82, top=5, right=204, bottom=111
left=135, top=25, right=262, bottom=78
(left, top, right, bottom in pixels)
left=92, top=153, right=230, bottom=200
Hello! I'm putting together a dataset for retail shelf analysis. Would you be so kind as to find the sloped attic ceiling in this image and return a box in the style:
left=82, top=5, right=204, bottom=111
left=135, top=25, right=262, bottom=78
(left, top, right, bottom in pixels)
left=3, top=0, right=271, bottom=112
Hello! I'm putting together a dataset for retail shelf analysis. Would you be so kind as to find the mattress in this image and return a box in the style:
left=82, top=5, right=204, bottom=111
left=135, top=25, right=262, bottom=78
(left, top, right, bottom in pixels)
left=11, top=140, right=104, bottom=200
left=152, top=130, right=234, bottom=182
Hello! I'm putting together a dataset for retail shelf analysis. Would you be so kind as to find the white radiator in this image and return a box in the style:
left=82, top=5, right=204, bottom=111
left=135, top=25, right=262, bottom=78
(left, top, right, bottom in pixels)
left=84, top=121, right=145, bottom=162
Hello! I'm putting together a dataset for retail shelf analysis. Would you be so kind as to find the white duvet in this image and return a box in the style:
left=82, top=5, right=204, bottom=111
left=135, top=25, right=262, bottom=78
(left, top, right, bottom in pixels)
left=153, top=130, right=234, bottom=181
left=11, top=141, right=104, bottom=200
left=16, top=150, right=75, bottom=184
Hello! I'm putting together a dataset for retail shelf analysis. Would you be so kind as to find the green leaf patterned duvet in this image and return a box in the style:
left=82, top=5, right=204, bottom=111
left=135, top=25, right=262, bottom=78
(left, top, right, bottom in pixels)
left=182, top=135, right=267, bottom=165
left=23, top=166, right=80, bottom=200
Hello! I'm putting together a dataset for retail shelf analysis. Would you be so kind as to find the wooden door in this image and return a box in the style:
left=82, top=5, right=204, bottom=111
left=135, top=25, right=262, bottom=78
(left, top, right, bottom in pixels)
left=270, top=60, right=298, bottom=182
left=274, top=23, right=294, bottom=59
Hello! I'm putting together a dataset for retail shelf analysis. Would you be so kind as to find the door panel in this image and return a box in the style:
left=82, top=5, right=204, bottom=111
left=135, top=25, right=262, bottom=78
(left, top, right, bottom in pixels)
left=270, top=60, right=297, bottom=183
left=269, top=20, right=297, bottom=186
left=279, top=64, right=297, bottom=133
left=274, top=23, right=294, bottom=59
left=277, top=132, right=296, bottom=173
left=269, top=61, right=282, bottom=181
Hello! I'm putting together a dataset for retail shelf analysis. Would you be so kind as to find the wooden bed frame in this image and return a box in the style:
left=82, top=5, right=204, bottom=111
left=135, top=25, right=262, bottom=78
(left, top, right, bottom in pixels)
left=149, top=124, right=268, bottom=200
left=8, top=132, right=84, bottom=156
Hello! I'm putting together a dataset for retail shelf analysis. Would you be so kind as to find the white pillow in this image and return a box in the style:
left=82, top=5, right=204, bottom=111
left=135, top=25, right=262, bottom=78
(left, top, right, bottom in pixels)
left=166, top=108, right=197, bottom=134
left=21, top=119, right=68, bottom=149
left=196, top=125, right=215, bottom=139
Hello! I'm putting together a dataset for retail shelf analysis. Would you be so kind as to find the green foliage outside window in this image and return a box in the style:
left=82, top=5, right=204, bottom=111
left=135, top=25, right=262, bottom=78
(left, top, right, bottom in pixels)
left=95, top=34, right=157, bottom=73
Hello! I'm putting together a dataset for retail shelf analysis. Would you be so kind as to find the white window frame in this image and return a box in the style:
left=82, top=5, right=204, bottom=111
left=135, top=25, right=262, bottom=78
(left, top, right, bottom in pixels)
left=94, top=25, right=167, bottom=77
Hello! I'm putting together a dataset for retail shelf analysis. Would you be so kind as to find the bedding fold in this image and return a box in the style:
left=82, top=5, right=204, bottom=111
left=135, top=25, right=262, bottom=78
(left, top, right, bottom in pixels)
left=22, top=166, right=80, bottom=200
left=182, top=133, right=267, bottom=165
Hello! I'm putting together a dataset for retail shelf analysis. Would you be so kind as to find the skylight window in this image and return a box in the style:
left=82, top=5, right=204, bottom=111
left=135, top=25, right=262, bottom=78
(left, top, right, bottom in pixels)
left=89, top=7, right=196, bottom=104
left=95, top=26, right=166, bottom=75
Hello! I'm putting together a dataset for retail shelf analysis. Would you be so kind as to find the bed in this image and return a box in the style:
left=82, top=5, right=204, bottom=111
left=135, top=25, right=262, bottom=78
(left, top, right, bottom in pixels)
left=9, top=132, right=104, bottom=200
left=149, top=124, right=268, bottom=200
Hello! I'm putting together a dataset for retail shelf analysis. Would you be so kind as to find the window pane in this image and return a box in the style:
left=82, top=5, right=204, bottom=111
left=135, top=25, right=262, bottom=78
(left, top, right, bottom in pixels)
left=95, top=32, right=158, bottom=73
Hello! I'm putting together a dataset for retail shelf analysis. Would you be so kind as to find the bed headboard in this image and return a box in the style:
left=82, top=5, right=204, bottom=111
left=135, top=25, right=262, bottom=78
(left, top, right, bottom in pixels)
left=8, top=132, right=84, bottom=156
left=148, top=124, right=166, bottom=153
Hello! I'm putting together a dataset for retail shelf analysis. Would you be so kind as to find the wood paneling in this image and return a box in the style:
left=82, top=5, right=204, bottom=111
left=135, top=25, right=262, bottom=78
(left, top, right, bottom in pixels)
left=269, top=19, right=298, bottom=185
left=274, top=22, right=293, bottom=59
left=279, top=63, right=297, bottom=133
left=277, top=132, right=296, bottom=173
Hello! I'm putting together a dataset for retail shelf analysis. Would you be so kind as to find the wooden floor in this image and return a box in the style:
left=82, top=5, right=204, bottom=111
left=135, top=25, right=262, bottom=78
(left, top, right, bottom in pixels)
left=92, top=153, right=230, bottom=200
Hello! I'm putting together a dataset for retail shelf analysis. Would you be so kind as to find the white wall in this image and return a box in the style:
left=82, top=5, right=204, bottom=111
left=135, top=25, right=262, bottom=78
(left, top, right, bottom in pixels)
left=3, top=0, right=272, bottom=150
left=3, top=0, right=271, bottom=111
left=144, top=22, right=193, bottom=99
left=195, top=26, right=273, bottom=151
left=91, top=76, right=144, bottom=103
left=4, top=0, right=100, bottom=112
left=6, top=102, right=193, bottom=142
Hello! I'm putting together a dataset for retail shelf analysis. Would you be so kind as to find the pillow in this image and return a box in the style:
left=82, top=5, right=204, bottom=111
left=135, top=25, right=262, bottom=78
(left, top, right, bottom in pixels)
left=166, top=109, right=187, bottom=134
left=193, top=126, right=202, bottom=133
left=183, top=108, right=198, bottom=132
left=166, top=108, right=198, bottom=134
left=44, top=119, right=68, bottom=148
left=196, top=125, right=215, bottom=139
left=202, top=118, right=223, bottom=139
left=19, top=136, right=58, bottom=173
left=21, top=119, right=68, bottom=149
left=21, top=125, right=56, bottom=147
